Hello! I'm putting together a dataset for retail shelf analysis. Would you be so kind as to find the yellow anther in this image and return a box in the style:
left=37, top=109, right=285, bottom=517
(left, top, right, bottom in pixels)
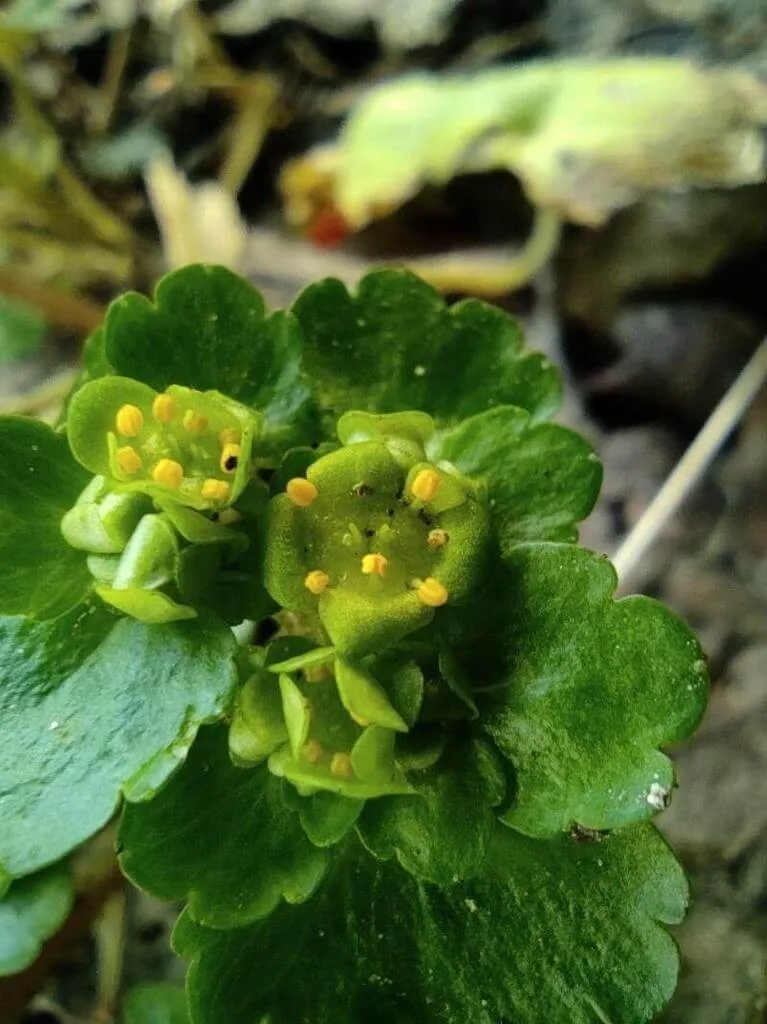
left=304, top=570, right=330, bottom=595
left=286, top=477, right=318, bottom=508
left=183, top=409, right=208, bottom=434
left=115, top=404, right=143, bottom=438
left=152, top=458, right=184, bottom=489
left=417, top=577, right=449, bottom=608
left=201, top=478, right=231, bottom=502
left=218, top=427, right=240, bottom=447
left=411, top=468, right=441, bottom=502
left=330, top=752, right=353, bottom=777
left=302, top=740, right=324, bottom=765
left=115, top=446, right=142, bottom=475
left=427, top=528, right=449, bottom=549
left=152, top=393, right=177, bottom=423
left=361, top=553, right=388, bottom=577
left=220, top=442, right=241, bottom=474
left=349, top=711, right=372, bottom=727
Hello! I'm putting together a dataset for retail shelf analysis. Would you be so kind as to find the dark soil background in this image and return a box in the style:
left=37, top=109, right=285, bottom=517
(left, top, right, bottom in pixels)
left=1, top=0, right=767, bottom=1021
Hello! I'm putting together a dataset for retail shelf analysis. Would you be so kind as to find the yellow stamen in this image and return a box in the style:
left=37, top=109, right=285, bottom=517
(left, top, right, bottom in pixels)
left=183, top=409, right=208, bottom=434
left=152, top=458, right=184, bottom=489
left=115, top=404, right=143, bottom=438
left=152, top=393, right=177, bottom=423
left=411, top=468, right=441, bottom=502
left=304, top=570, right=330, bottom=595
left=218, top=427, right=240, bottom=447
left=302, top=740, right=324, bottom=765
left=201, top=478, right=231, bottom=502
left=287, top=477, right=318, bottom=507
left=115, top=446, right=142, bottom=475
left=330, top=752, right=353, bottom=777
left=361, top=553, right=388, bottom=577
left=417, top=577, right=449, bottom=608
left=427, top=528, right=449, bottom=549
left=220, top=442, right=241, bottom=474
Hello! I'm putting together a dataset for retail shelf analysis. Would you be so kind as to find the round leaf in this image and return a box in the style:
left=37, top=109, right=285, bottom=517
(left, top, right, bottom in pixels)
left=292, top=270, right=560, bottom=425
left=104, top=265, right=313, bottom=452
left=119, top=726, right=327, bottom=929
left=0, top=864, right=74, bottom=977
left=455, top=545, right=709, bottom=836
left=0, top=416, right=91, bottom=619
left=0, top=605, right=237, bottom=878
left=175, top=823, right=687, bottom=1024
left=434, top=405, right=602, bottom=551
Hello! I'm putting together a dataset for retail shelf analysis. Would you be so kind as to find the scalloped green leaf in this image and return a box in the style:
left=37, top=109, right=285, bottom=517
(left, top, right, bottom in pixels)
left=0, top=416, right=91, bottom=618
left=124, top=984, right=190, bottom=1024
left=0, top=605, right=236, bottom=878
left=433, top=405, right=602, bottom=550
left=175, top=822, right=687, bottom=1024
left=291, top=270, right=560, bottom=425
left=104, top=264, right=314, bottom=453
left=454, top=545, right=709, bottom=837
left=0, top=863, right=74, bottom=977
left=119, top=726, right=327, bottom=929
left=358, top=733, right=505, bottom=885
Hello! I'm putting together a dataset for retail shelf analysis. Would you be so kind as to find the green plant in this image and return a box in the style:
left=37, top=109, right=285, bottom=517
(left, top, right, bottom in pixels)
left=0, top=265, right=707, bottom=1022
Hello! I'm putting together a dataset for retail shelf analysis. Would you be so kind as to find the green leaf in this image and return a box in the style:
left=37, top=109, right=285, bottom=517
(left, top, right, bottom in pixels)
left=465, top=545, right=709, bottom=837
left=0, top=295, right=46, bottom=364
left=434, top=405, right=602, bottom=550
left=283, top=788, right=365, bottom=848
left=176, top=822, right=687, bottom=1024
left=0, top=864, right=74, bottom=977
left=120, top=726, right=327, bottom=929
left=104, top=265, right=313, bottom=452
left=0, top=416, right=91, bottom=618
left=0, top=605, right=236, bottom=878
left=358, top=733, right=505, bottom=885
left=124, top=983, right=190, bottom=1024
left=292, top=270, right=560, bottom=425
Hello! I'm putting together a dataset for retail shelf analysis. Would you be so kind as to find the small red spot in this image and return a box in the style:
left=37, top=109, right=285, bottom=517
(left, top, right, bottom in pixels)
left=307, top=204, right=351, bottom=248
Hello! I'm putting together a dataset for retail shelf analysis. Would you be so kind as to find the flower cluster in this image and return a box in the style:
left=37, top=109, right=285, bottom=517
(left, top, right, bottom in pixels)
left=61, top=377, right=260, bottom=622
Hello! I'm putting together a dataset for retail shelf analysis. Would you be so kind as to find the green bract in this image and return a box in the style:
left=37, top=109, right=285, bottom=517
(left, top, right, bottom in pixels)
left=0, top=265, right=708, bottom=1024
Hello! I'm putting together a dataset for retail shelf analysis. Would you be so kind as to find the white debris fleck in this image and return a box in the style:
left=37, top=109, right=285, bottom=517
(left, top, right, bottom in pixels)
left=647, top=781, right=669, bottom=810
left=48, top=721, right=59, bottom=731
left=464, top=898, right=478, bottom=913
left=414, top=365, right=426, bottom=377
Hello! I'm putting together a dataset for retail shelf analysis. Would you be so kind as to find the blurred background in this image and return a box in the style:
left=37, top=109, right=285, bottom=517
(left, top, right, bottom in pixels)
left=1, top=1, right=767, bottom=1021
